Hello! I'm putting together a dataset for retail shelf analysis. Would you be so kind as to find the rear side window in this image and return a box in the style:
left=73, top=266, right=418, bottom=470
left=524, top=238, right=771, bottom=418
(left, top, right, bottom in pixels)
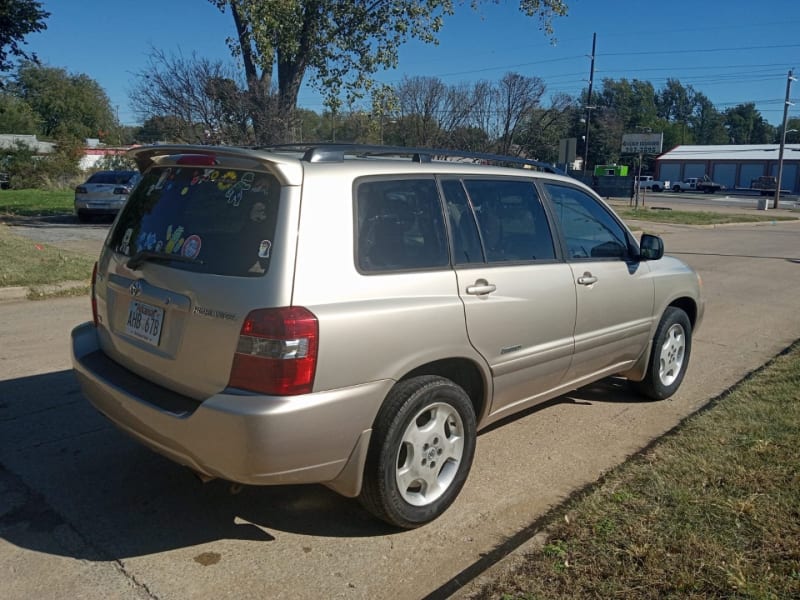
left=455, top=178, right=556, bottom=263
left=108, top=166, right=281, bottom=277
left=356, top=178, right=449, bottom=272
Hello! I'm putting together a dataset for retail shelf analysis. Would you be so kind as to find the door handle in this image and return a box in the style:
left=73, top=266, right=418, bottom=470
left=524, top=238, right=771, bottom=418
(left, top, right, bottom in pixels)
left=577, top=272, right=598, bottom=286
left=466, top=279, right=497, bottom=295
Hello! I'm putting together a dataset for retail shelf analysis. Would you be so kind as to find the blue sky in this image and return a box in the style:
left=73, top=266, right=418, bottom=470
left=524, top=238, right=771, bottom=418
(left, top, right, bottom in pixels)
left=25, top=0, right=800, bottom=127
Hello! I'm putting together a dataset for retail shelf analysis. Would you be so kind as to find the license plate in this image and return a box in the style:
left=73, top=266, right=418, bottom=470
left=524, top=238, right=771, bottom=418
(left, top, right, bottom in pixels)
left=125, top=301, right=164, bottom=346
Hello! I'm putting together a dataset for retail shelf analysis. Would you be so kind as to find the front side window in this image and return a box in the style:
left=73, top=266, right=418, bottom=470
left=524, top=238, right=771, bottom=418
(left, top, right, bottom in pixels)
left=544, top=183, right=630, bottom=260
left=356, top=178, right=448, bottom=272
left=459, top=178, right=556, bottom=263
left=108, top=166, right=281, bottom=277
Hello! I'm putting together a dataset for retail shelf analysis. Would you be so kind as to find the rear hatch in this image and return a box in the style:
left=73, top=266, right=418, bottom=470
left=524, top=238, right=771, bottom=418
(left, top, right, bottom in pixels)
left=96, top=151, right=299, bottom=399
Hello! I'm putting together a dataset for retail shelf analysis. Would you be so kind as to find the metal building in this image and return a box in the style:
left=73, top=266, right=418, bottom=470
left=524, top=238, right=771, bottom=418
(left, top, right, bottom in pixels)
left=656, top=144, right=800, bottom=193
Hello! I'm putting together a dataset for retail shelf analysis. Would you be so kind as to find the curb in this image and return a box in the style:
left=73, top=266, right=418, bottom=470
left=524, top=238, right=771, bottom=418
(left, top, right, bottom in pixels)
left=0, top=285, right=27, bottom=302
left=0, top=280, right=90, bottom=303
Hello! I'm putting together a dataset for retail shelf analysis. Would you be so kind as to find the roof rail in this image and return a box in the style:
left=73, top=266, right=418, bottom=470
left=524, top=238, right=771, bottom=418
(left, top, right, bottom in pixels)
left=262, top=143, right=564, bottom=174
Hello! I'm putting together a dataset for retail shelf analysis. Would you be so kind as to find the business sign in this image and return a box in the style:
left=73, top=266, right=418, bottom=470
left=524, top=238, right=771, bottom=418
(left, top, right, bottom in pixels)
left=621, top=133, right=663, bottom=155
left=558, top=137, right=577, bottom=164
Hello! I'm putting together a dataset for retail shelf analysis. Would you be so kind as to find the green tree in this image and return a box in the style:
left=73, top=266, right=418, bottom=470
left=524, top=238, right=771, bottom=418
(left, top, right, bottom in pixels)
left=518, top=92, right=577, bottom=163
left=596, top=78, right=658, bottom=131
left=0, top=90, right=38, bottom=133
left=3, top=136, right=83, bottom=189
left=15, top=62, right=117, bottom=142
left=209, top=0, right=568, bottom=143
left=724, top=102, right=774, bottom=144
left=782, top=117, right=800, bottom=144
left=689, top=92, right=727, bottom=145
left=0, top=0, right=49, bottom=72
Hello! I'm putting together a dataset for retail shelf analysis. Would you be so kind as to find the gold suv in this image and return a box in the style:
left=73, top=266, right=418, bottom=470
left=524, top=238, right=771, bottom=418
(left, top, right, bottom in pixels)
left=71, top=144, right=704, bottom=528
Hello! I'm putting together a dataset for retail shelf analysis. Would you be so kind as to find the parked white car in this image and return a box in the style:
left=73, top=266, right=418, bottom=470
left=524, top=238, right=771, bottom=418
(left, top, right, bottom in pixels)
left=637, top=175, right=669, bottom=192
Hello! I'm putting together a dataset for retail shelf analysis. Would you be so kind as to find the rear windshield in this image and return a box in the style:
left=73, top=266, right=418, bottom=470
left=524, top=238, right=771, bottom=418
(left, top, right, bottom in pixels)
left=107, top=166, right=280, bottom=277
left=87, top=171, right=138, bottom=185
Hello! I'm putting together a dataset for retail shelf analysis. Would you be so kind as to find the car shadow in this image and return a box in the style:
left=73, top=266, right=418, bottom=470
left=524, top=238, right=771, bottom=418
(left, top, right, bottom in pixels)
left=478, top=376, right=653, bottom=435
left=0, top=370, right=395, bottom=563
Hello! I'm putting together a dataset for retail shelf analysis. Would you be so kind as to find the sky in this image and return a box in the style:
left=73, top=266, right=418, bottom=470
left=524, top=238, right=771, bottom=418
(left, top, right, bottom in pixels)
left=23, top=0, right=800, bottom=128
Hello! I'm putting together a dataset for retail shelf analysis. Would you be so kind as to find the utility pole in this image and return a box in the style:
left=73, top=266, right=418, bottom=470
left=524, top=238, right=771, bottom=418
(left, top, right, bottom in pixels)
left=775, top=68, right=796, bottom=209
left=582, top=32, right=596, bottom=179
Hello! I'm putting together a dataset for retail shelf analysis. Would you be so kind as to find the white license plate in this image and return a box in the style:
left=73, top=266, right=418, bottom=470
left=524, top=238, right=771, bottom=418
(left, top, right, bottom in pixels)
left=125, top=301, right=164, bottom=346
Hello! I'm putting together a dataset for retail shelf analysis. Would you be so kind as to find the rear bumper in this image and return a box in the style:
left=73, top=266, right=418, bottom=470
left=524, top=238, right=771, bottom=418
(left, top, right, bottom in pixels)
left=71, top=322, right=388, bottom=493
left=75, top=198, right=126, bottom=216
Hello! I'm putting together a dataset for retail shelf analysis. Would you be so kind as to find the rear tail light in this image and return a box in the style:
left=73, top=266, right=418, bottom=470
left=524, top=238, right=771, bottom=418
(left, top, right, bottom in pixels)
left=75, top=185, right=88, bottom=194
left=90, top=262, right=98, bottom=327
left=228, top=307, right=318, bottom=396
left=113, top=186, right=130, bottom=195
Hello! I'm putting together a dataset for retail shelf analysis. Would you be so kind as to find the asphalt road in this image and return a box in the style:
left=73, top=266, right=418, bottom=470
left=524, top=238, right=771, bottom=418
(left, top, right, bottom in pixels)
left=2, top=216, right=800, bottom=599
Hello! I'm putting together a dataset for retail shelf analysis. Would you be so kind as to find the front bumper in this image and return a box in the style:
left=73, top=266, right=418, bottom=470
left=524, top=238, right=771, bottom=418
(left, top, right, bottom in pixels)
left=71, top=322, right=388, bottom=493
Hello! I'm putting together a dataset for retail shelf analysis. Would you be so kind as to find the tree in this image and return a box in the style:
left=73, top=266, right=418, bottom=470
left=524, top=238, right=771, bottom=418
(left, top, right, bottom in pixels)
left=493, top=72, right=545, bottom=155
left=130, top=48, right=253, bottom=144
left=0, top=89, right=39, bottom=133
left=0, top=0, right=49, bottom=73
left=395, top=76, right=448, bottom=146
left=15, top=62, right=117, bottom=142
left=689, top=92, right=727, bottom=145
left=209, top=0, right=568, bottom=143
left=518, top=92, right=576, bottom=163
left=724, top=103, right=774, bottom=145
left=782, top=117, right=800, bottom=144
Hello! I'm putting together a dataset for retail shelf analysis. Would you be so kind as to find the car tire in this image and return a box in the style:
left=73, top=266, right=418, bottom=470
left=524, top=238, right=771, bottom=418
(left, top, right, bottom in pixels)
left=672, top=185, right=681, bottom=192
left=636, top=307, right=692, bottom=400
left=652, top=184, right=661, bottom=192
left=77, top=212, right=90, bottom=223
left=359, top=375, right=476, bottom=529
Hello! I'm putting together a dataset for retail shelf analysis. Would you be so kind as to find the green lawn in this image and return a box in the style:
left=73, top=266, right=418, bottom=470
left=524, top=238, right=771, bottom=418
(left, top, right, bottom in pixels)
left=0, top=223, right=95, bottom=287
left=0, top=189, right=74, bottom=216
left=615, top=206, right=797, bottom=225
left=470, top=343, right=800, bottom=599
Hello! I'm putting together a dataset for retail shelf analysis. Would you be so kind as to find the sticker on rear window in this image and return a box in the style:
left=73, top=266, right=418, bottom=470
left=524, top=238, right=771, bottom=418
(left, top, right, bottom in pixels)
left=182, top=235, right=202, bottom=259
left=258, top=239, right=271, bottom=258
left=118, top=228, right=134, bottom=255
left=217, top=171, right=237, bottom=191
left=165, top=225, right=185, bottom=254
left=226, top=172, right=255, bottom=207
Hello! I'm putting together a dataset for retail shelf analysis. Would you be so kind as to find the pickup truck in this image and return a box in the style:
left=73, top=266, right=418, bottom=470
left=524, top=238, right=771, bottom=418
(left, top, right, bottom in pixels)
left=637, top=175, right=670, bottom=192
left=750, top=176, right=777, bottom=196
left=671, top=176, right=724, bottom=193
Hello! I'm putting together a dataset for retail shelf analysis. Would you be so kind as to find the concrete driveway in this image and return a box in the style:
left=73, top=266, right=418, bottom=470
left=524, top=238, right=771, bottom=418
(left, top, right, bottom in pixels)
left=1, top=216, right=799, bottom=599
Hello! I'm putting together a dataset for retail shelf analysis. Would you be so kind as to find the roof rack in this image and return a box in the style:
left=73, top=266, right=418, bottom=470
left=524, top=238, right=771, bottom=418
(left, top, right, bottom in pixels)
left=261, top=143, right=564, bottom=174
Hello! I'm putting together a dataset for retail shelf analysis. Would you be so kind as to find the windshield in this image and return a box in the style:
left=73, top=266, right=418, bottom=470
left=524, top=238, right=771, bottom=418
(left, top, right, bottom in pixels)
left=87, top=171, right=138, bottom=185
left=107, top=166, right=281, bottom=277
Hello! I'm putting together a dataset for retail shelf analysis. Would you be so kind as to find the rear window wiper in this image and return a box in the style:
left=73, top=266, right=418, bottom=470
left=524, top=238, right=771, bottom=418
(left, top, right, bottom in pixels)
left=126, top=250, right=205, bottom=270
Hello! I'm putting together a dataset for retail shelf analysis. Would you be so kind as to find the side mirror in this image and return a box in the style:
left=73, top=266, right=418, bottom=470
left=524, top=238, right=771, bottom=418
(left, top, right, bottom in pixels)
left=639, top=233, right=664, bottom=261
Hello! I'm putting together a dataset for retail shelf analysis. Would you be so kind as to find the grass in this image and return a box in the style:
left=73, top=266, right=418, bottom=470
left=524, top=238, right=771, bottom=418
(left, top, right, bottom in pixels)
left=614, top=207, right=797, bottom=226
left=470, top=343, right=800, bottom=600
left=0, top=189, right=74, bottom=217
left=0, top=223, right=95, bottom=287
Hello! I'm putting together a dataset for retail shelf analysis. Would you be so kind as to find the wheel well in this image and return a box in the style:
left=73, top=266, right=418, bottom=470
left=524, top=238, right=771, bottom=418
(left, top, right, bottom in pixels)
left=403, top=358, right=486, bottom=420
left=669, top=297, right=698, bottom=328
